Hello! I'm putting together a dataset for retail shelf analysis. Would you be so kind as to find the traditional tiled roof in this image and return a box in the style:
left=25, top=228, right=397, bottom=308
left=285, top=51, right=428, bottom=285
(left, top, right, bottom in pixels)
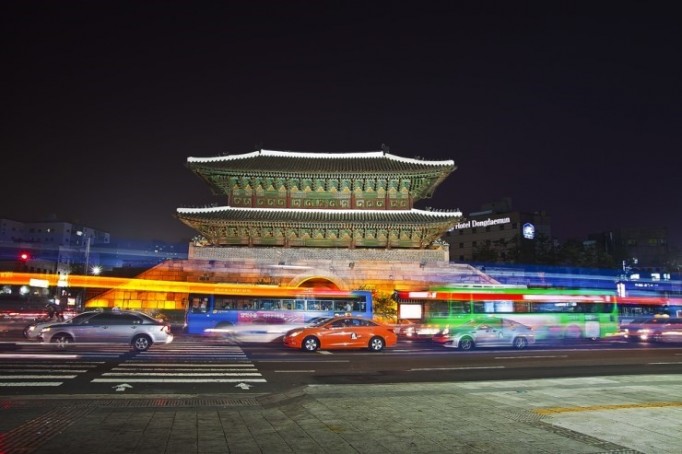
left=176, top=206, right=462, bottom=224
left=187, top=149, right=456, bottom=174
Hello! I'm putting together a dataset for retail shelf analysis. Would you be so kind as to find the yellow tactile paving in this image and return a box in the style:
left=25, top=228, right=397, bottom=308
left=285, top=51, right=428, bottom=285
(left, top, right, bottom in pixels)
left=533, top=401, right=682, bottom=415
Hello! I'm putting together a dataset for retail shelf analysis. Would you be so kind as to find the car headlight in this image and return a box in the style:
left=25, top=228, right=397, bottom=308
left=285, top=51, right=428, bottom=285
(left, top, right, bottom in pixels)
left=287, top=330, right=304, bottom=338
left=41, top=327, right=51, bottom=333
left=27, top=325, right=36, bottom=332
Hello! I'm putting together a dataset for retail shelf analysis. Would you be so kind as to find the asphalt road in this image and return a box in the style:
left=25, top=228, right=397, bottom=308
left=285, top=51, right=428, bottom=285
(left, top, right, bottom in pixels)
left=2, top=318, right=682, bottom=397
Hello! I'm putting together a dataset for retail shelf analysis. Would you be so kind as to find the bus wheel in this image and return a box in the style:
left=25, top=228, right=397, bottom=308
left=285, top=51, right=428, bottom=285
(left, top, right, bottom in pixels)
left=512, top=337, right=528, bottom=350
left=368, top=336, right=385, bottom=352
left=459, top=336, right=475, bottom=351
left=302, top=336, right=320, bottom=352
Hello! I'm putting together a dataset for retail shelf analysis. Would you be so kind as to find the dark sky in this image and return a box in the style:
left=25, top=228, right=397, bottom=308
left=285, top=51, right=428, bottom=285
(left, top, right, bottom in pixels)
left=2, top=1, right=681, bottom=246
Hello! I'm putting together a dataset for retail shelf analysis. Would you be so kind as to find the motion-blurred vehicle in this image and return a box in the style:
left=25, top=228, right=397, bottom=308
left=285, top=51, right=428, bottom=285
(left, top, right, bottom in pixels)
left=442, top=317, right=535, bottom=350
left=39, top=310, right=173, bottom=351
left=24, top=310, right=99, bottom=340
left=393, top=320, right=441, bottom=340
left=283, top=315, right=397, bottom=352
left=204, top=316, right=334, bottom=343
left=620, top=316, right=682, bottom=343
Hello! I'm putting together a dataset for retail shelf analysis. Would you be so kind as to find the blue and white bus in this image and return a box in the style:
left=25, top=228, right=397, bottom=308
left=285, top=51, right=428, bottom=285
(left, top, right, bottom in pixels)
left=185, top=286, right=373, bottom=335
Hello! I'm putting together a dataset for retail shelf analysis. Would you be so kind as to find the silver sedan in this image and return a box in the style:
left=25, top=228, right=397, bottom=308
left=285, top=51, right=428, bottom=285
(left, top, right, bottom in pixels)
left=443, top=317, right=535, bottom=351
left=39, top=310, right=173, bottom=351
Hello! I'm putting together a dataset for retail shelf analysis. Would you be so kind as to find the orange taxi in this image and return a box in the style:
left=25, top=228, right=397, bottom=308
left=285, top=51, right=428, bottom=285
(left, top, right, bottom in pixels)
left=282, top=316, right=398, bottom=352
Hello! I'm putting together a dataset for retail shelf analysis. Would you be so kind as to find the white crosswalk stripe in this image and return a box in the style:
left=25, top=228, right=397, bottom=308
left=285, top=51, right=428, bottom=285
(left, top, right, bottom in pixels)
left=0, top=337, right=266, bottom=388
left=0, top=361, right=102, bottom=387
left=91, top=338, right=266, bottom=385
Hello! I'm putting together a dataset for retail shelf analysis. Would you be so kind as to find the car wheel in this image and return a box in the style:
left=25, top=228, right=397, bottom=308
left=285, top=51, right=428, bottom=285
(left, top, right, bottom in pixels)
left=51, top=333, right=72, bottom=349
left=458, top=336, right=474, bottom=351
left=302, top=336, right=320, bottom=352
left=368, top=336, right=385, bottom=352
left=512, top=336, right=528, bottom=350
left=132, top=335, right=152, bottom=352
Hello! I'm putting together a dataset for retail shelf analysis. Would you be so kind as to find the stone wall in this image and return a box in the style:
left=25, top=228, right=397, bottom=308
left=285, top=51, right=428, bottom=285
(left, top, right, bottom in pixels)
left=86, top=245, right=497, bottom=310
left=187, top=244, right=450, bottom=263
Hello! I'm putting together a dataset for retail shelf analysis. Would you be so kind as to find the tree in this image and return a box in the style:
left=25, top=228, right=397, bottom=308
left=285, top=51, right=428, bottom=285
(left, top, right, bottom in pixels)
left=358, top=285, right=397, bottom=322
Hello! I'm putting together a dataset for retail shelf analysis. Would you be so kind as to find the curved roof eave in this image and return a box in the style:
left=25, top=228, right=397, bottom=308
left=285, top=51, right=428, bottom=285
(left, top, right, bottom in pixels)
left=187, top=149, right=455, bottom=168
left=177, top=206, right=462, bottom=218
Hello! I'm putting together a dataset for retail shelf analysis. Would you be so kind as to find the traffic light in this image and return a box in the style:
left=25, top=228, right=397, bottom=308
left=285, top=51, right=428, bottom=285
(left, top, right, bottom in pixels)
left=19, top=251, right=30, bottom=262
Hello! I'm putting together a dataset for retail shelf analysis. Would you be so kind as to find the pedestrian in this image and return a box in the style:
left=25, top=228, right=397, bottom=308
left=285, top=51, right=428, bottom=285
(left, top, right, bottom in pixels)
left=55, top=302, right=64, bottom=321
left=45, top=303, right=56, bottom=319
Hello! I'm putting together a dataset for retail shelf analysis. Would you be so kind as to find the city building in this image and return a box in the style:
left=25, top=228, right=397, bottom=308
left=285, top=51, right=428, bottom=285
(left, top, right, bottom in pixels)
left=587, top=228, right=670, bottom=274
left=0, top=218, right=109, bottom=276
left=442, top=198, right=552, bottom=263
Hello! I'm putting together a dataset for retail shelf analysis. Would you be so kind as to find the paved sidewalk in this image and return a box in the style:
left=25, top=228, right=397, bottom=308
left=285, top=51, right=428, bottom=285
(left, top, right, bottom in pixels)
left=1, top=374, right=681, bottom=453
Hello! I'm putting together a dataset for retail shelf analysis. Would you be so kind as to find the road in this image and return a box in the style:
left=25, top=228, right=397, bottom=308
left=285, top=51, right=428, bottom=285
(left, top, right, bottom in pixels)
left=2, top=318, right=682, bottom=397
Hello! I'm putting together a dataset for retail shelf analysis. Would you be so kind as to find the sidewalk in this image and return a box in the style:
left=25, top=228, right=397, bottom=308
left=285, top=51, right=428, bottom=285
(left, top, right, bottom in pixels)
left=1, top=374, right=681, bottom=453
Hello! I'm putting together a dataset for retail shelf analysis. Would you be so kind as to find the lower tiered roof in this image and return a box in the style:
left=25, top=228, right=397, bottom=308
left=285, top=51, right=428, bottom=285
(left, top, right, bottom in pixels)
left=177, top=206, right=462, bottom=248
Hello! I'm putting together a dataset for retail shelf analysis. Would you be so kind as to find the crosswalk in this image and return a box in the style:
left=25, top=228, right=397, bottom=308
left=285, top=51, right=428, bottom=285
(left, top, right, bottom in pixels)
left=0, top=337, right=266, bottom=389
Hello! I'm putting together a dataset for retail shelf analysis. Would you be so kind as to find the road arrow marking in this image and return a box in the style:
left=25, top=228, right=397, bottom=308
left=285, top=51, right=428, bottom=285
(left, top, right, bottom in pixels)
left=235, top=382, right=253, bottom=390
left=113, top=383, right=133, bottom=392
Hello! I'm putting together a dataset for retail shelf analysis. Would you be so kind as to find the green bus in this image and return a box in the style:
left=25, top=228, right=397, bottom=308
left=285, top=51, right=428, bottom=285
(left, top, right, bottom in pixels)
left=394, top=285, right=620, bottom=341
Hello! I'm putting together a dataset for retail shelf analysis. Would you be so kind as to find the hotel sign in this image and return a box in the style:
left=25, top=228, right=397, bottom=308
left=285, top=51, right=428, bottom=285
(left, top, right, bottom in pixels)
left=454, top=217, right=511, bottom=230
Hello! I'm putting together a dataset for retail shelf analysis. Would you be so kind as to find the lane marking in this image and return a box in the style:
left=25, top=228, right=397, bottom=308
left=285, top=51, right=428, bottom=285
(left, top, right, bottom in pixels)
left=0, top=382, right=63, bottom=387
left=257, top=360, right=349, bottom=363
left=275, top=370, right=315, bottom=373
left=495, top=355, right=568, bottom=359
left=409, top=366, right=505, bottom=371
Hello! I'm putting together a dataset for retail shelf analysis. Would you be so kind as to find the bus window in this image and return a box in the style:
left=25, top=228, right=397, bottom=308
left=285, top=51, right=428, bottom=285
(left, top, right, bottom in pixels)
left=450, top=301, right=470, bottom=314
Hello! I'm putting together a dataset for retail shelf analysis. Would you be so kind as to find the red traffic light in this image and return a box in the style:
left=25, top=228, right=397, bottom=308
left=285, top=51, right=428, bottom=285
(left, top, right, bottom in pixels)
left=19, top=252, right=30, bottom=261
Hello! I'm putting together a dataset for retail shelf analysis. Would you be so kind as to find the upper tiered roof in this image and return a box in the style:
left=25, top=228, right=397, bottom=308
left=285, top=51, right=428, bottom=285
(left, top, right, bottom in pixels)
left=187, top=149, right=456, bottom=199
left=188, top=149, right=455, bottom=172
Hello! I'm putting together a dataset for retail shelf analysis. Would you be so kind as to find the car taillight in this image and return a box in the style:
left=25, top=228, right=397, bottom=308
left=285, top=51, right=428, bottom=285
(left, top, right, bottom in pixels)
left=162, top=325, right=171, bottom=334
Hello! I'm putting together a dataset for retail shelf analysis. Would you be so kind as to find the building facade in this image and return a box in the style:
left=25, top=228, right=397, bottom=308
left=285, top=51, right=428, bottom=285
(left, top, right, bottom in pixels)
left=86, top=148, right=502, bottom=311
left=0, top=218, right=109, bottom=275
left=177, top=149, right=462, bottom=249
left=443, top=198, right=552, bottom=263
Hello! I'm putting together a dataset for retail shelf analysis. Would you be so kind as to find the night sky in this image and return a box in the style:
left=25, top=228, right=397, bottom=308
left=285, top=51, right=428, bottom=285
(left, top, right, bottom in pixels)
left=2, top=1, right=681, bottom=247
